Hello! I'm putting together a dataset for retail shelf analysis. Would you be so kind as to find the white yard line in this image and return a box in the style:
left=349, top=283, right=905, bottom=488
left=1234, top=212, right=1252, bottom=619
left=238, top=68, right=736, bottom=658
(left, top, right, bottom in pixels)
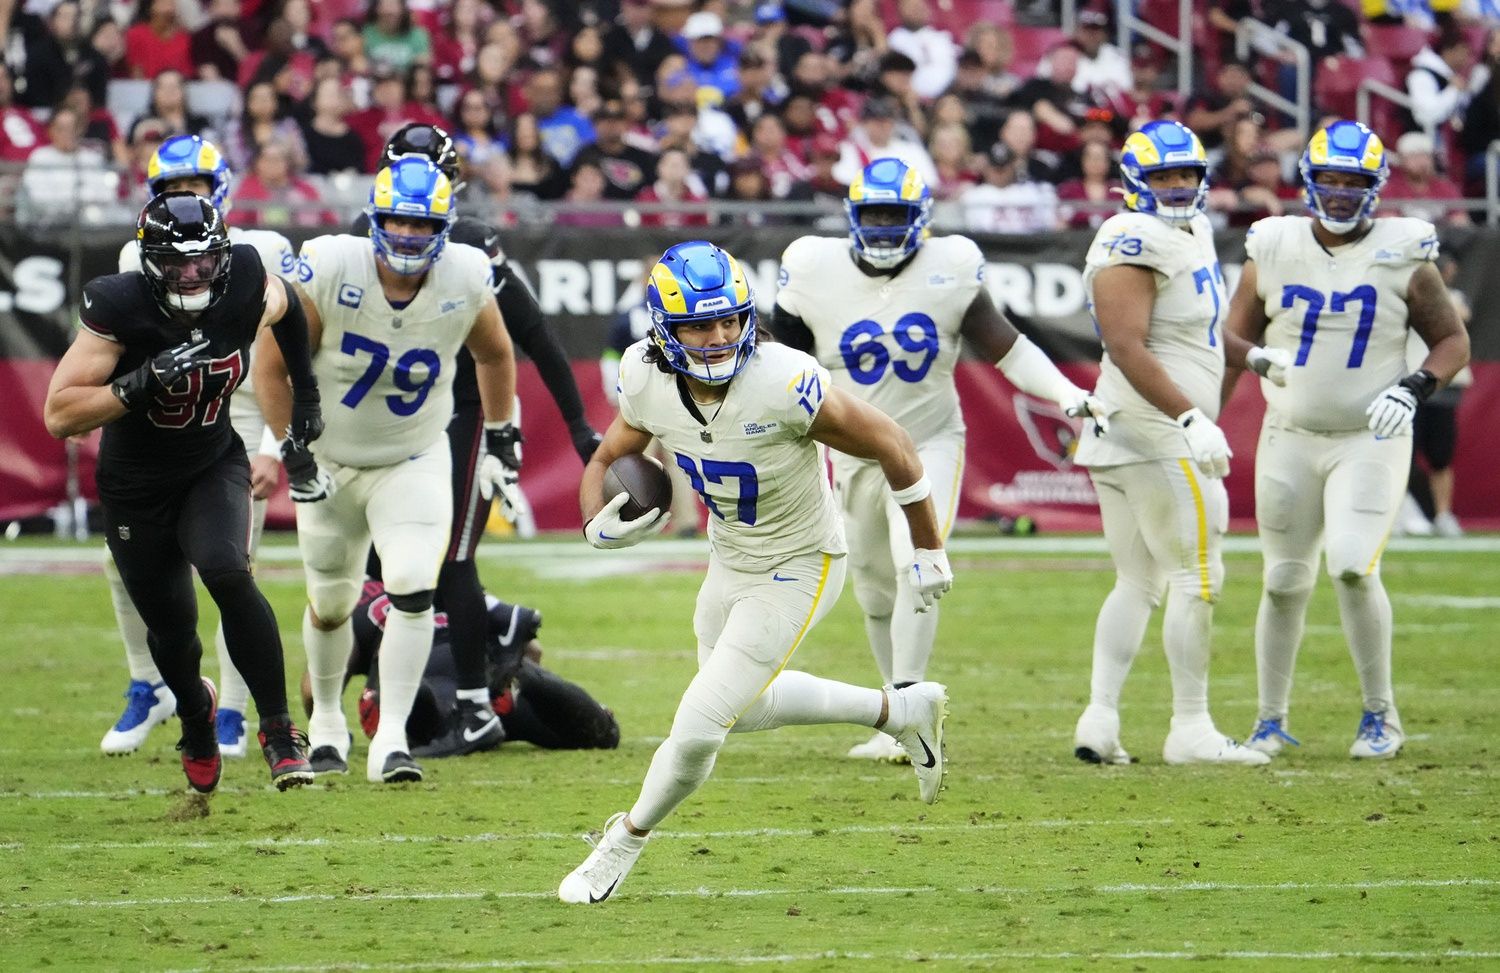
left=156, top=949, right=1500, bottom=973
left=7, top=876, right=1495, bottom=913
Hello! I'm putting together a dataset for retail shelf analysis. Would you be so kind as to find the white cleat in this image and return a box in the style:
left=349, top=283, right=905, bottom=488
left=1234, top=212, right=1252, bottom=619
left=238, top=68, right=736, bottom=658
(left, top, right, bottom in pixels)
left=846, top=730, right=910, bottom=763
left=1244, top=717, right=1300, bottom=757
left=889, top=682, right=948, bottom=803
left=559, top=812, right=648, bottom=904
left=1162, top=719, right=1270, bottom=766
left=1074, top=703, right=1133, bottom=765
left=100, top=680, right=176, bottom=754
left=1350, top=710, right=1404, bottom=759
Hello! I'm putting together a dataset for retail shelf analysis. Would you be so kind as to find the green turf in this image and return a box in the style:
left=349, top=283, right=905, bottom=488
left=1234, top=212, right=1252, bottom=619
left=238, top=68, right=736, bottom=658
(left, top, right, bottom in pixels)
left=1, top=538, right=1497, bottom=972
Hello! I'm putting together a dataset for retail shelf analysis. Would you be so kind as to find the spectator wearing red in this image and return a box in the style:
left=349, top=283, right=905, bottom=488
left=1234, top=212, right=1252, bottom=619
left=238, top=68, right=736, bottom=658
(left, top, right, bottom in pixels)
left=1109, top=44, right=1180, bottom=131
left=786, top=133, right=849, bottom=203
left=1056, top=139, right=1120, bottom=230
left=635, top=146, right=710, bottom=227
left=124, top=0, right=195, bottom=80
left=235, top=140, right=327, bottom=227
left=1384, top=130, right=1472, bottom=225
left=780, top=92, right=838, bottom=160
left=747, top=114, right=811, bottom=199
left=1013, top=44, right=1096, bottom=157
left=789, top=52, right=861, bottom=137
left=347, top=68, right=446, bottom=171
left=193, top=0, right=253, bottom=82
left=432, top=0, right=492, bottom=84
left=126, top=69, right=212, bottom=145
left=0, top=64, right=46, bottom=162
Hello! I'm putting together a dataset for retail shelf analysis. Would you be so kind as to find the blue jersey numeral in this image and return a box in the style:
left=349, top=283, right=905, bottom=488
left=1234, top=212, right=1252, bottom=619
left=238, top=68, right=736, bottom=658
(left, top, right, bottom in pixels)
left=838, top=312, right=939, bottom=385
left=1192, top=263, right=1224, bottom=347
left=674, top=454, right=759, bottom=525
left=339, top=331, right=442, bottom=414
left=1279, top=284, right=1378, bottom=368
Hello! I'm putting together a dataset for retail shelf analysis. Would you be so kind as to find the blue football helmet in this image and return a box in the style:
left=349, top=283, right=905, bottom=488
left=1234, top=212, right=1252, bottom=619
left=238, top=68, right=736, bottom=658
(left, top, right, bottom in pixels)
left=146, top=135, right=233, bottom=214
left=1299, top=120, right=1388, bottom=235
left=845, top=158, right=932, bottom=269
left=1119, top=120, right=1209, bottom=225
left=645, top=241, right=757, bottom=386
left=366, top=157, right=456, bottom=275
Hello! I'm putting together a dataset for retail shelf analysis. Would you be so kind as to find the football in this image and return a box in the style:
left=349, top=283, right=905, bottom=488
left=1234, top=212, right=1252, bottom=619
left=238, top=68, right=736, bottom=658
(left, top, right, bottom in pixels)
left=602, top=453, right=673, bottom=521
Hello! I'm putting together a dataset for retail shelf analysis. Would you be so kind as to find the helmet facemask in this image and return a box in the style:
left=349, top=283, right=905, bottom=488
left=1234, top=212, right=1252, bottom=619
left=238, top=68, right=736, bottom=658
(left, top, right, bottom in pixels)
left=846, top=198, right=931, bottom=269
left=370, top=214, right=450, bottom=275
left=652, top=307, right=758, bottom=386
left=1305, top=171, right=1377, bottom=235
left=137, top=191, right=233, bottom=315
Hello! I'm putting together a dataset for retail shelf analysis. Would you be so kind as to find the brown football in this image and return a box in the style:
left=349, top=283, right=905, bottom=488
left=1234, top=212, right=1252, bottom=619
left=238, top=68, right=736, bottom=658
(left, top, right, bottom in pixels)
left=602, top=453, right=673, bottom=521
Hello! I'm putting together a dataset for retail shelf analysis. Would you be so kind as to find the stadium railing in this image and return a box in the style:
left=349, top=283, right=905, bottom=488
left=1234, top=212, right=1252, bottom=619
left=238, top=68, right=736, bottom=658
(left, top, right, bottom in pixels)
left=1236, top=17, right=1312, bottom=139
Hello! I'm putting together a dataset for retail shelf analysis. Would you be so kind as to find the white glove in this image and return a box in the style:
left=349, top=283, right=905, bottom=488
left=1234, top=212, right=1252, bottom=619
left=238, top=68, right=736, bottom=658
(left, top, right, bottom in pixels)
left=908, top=548, right=953, bottom=613
left=1176, top=407, right=1232, bottom=479
left=1064, top=390, right=1110, bottom=435
left=584, top=492, right=669, bottom=550
left=1246, top=345, right=1292, bottom=387
left=478, top=453, right=523, bottom=521
left=1366, top=384, right=1418, bottom=439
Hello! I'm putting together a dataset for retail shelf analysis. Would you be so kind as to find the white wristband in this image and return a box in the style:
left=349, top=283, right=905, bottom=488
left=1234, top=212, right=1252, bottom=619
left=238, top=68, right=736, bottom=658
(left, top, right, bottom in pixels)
left=890, top=474, right=932, bottom=506
left=257, top=426, right=283, bottom=457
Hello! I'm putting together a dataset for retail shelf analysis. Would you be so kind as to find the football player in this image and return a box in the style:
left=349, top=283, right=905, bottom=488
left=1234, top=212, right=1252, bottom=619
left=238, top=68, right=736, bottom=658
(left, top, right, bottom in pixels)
left=45, top=192, right=320, bottom=793
left=559, top=241, right=954, bottom=905
left=346, top=124, right=601, bottom=759
left=773, top=157, right=1105, bottom=763
left=1072, top=120, right=1279, bottom=767
left=99, top=134, right=298, bottom=760
left=253, top=157, right=520, bottom=784
left=308, top=579, right=620, bottom=753
left=1223, top=120, right=1470, bottom=759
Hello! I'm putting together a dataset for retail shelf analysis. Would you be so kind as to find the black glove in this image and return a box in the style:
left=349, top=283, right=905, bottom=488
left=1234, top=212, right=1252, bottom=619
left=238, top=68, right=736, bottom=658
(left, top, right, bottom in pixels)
left=571, top=425, right=603, bottom=464
left=290, top=385, right=324, bottom=444
left=485, top=421, right=523, bottom=471
left=111, top=337, right=212, bottom=410
left=281, top=439, right=335, bottom=502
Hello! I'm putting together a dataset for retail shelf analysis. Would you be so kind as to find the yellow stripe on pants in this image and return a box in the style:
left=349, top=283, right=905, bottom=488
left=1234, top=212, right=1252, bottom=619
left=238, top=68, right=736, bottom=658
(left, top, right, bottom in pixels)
left=1177, top=459, right=1212, bottom=602
left=728, top=554, right=833, bottom=728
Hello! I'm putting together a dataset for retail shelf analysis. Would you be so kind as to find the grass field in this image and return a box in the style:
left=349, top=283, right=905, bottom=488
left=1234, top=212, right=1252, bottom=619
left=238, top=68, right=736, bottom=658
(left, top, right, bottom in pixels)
left=1, top=535, right=1497, bottom=972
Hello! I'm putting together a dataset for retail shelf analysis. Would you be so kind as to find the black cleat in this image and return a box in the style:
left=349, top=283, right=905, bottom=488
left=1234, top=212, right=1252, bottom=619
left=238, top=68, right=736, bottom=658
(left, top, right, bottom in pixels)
left=309, top=745, right=349, bottom=775
left=258, top=719, right=315, bottom=790
left=379, top=751, right=424, bottom=783
left=411, top=699, right=505, bottom=758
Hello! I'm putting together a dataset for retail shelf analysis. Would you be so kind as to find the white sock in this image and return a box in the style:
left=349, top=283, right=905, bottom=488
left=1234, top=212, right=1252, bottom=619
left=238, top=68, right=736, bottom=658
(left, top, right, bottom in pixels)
left=303, top=609, right=354, bottom=748
left=1088, top=582, right=1154, bottom=709
left=1335, top=574, right=1395, bottom=714
left=731, top=670, right=884, bottom=733
left=1254, top=587, right=1312, bottom=721
left=628, top=732, right=720, bottom=831
left=1162, top=587, right=1212, bottom=721
left=863, top=614, right=895, bottom=685
left=370, top=606, right=434, bottom=754
left=890, top=584, right=939, bottom=686
left=457, top=687, right=489, bottom=706
left=105, top=552, right=160, bottom=683
left=213, top=623, right=251, bottom=715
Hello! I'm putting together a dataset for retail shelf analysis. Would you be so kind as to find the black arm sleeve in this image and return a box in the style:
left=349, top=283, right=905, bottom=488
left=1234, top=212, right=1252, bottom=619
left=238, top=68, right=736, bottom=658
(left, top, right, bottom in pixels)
left=770, top=303, right=816, bottom=352
left=496, top=263, right=590, bottom=431
left=272, top=277, right=317, bottom=391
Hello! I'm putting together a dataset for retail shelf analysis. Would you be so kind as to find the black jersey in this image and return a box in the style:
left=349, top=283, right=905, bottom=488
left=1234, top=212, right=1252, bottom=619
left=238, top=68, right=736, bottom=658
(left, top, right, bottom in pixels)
left=349, top=578, right=541, bottom=684
left=85, top=244, right=268, bottom=502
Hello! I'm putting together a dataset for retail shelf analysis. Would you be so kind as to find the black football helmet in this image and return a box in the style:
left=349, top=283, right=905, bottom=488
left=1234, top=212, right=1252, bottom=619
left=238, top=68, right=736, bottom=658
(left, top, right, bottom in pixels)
left=137, top=191, right=233, bottom=315
left=383, top=123, right=461, bottom=187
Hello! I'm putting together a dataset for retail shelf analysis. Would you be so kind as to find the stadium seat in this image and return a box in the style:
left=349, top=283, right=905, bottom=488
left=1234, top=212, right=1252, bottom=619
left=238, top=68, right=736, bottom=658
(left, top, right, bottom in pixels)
left=1365, top=23, right=1431, bottom=70
left=935, top=0, right=1015, bottom=33
left=105, top=79, right=151, bottom=132
left=186, top=80, right=241, bottom=132
left=1011, top=26, right=1068, bottom=76
left=1315, top=56, right=1404, bottom=143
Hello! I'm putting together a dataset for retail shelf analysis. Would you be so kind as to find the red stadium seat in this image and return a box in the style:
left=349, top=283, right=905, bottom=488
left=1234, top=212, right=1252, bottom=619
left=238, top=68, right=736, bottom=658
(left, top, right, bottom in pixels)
left=1365, top=23, right=1432, bottom=71
left=1315, top=56, right=1403, bottom=142
left=1011, top=26, right=1069, bottom=77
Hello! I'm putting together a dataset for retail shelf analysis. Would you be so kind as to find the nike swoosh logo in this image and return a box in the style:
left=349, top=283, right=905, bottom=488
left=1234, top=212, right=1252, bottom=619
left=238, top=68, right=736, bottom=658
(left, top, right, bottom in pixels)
left=771, top=574, right=797, bottom=582
left=914, top=733, right=937, bottom=768
left=462, top=718, right=497, bottom=743
left=599, top=532, right=620, bottom=541
left=83, top=294, right=93, bottom=308
left=1367, top=740, right=1394, bottom=753
left=589, top=877, right=620, bottom=903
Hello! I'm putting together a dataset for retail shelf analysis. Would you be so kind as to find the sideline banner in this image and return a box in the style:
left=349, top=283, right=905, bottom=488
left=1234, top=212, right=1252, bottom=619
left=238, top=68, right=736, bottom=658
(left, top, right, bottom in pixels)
left=4, top=223, right=1497, bottom=530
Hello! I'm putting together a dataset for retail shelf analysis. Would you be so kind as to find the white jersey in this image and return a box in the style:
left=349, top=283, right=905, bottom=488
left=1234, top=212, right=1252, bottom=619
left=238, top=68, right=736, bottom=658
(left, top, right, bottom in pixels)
left=1249, top=216, right=1437, bottom=433
left=1075, top=211, right=1226, bottom=466
left=616, top=340, right=846, bottom=572
left=775, top=234, right=983, bottom=444
left=298, top=234, right=494, bottom=468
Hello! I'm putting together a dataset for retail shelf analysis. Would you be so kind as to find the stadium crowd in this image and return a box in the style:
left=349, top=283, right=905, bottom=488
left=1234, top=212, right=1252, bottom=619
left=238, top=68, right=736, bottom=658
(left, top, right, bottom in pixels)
left=5, top=0, right=1500, bottom=229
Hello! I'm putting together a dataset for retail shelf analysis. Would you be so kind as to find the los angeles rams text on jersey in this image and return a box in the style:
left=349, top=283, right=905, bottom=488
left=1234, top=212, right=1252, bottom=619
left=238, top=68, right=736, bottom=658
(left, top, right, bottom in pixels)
left=1076, top=210, right=1226, bottom=466
left=776, top=235, right=983, bottom=444
left=297, top=234, right=494, bottom=467
left=616, top=340, right=846, bottom=572
left=1248, top=215, right=1437, bottom=433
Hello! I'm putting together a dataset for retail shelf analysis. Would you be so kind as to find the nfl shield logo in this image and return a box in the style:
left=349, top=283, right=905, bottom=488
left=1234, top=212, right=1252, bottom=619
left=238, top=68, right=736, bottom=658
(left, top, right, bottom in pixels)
left=117, top=526, right=131, bottom=540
